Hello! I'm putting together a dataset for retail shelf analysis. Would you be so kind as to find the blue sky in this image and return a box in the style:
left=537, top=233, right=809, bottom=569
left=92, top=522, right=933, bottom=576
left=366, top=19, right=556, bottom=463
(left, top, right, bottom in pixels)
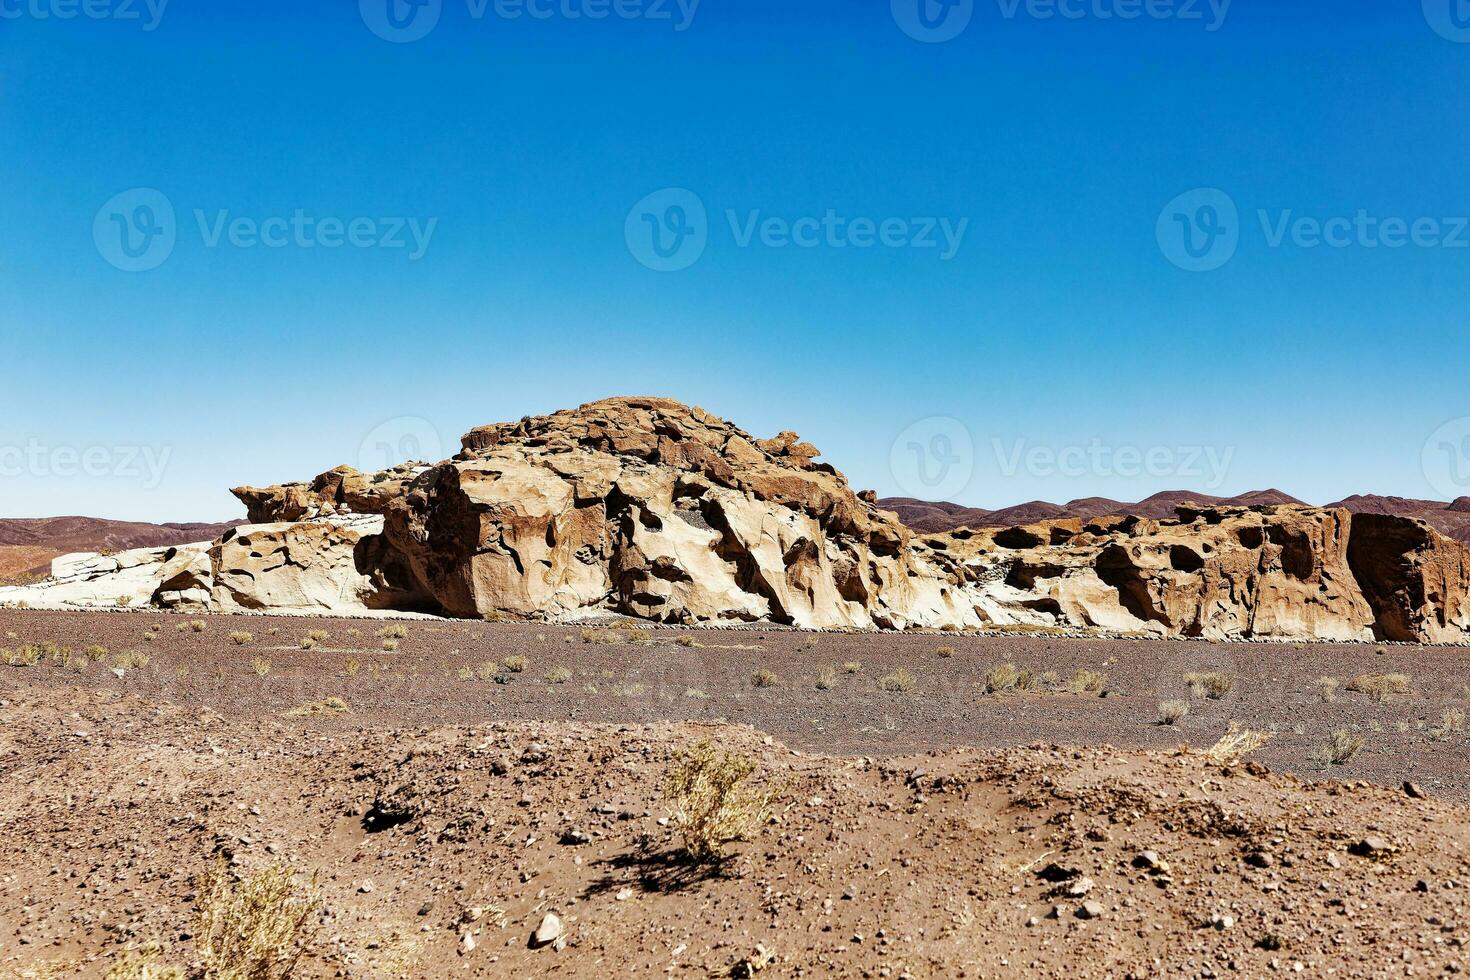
left=2, top=0, right=1468, bottom=521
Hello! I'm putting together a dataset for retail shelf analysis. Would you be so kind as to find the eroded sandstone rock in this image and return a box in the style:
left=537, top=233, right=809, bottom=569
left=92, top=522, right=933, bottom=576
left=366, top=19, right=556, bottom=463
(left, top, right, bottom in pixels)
left=4, top=397, right=1468, bottom=642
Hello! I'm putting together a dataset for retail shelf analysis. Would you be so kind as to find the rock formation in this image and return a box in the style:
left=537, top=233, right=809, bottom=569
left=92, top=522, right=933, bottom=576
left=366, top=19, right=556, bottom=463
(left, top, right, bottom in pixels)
left=3, top=397, right=1467, bottom=643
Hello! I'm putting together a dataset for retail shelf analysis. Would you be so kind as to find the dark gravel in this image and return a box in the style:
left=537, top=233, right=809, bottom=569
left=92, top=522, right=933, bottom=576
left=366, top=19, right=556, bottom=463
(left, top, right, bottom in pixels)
left=4, top=608, right=1468, bottom=799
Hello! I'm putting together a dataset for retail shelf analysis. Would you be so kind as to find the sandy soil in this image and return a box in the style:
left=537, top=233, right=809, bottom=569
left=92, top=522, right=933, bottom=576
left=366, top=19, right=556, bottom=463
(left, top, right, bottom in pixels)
left=4, top=610, right=1470, bottom=977
left=2, top=687, right=1469, bottom=978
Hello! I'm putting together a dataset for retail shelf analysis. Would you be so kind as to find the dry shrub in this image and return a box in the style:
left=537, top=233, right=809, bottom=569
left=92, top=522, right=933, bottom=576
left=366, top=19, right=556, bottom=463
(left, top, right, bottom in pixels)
left=815, top=666, right=840, bottom=691
left=305, top=629, right=328, bottom=642
left=1184, top=671, right=1235, bottom=699
left=298, top=637, right=318, bottom=651
left=544, top=666, right=572, bottom=684
left=1157, top=699, right=1189, bottom=726
left=1066, top=669, right=1108, bottom=695
left=3, top=645, right=42, bottom=667
left=343, top=657, right=361, bottom=676
left=1431, top=707, right=1465, bottom=740
left=113, top=650, right=150, bottom=670
left=936, top=645, right=955, bottom=659
left=1311, top=729, right=1365, bottom=765
left=381, top=639, right=399, bottom=652
left=187, top=620, right=208, bottom=633
left=284, top=697, right=351, bottom=718
left=1316, top=677, right=1340, bottom=702
left=1346, top=673, right=1411, bottom=702
left=1202, top=722, right=1272, bottom=764
left=878, top=667, right=917, bottom=693
left=85, top=644, right=109, bottom=661
left=841, top=661, right=862, bottom=674
left=377, top=624, right=407, bottom=640
left=675, top=635, right=699, bottom=648
left=751, top=668, right=779, bottom=688
left=475, top=661, right=498, bottom=680
left=581, top=626, right=652, bottom=645
left=984, top=662, right=1035, bottom=695
left=504, top=654, right=528, bottom=673
left=662, top=740, right=776, bottom=862
left=196, top=861, right=322, bottom=980
left=227, top=631, right=252, bottom=646
left=251, top=657, right=272, bottom=677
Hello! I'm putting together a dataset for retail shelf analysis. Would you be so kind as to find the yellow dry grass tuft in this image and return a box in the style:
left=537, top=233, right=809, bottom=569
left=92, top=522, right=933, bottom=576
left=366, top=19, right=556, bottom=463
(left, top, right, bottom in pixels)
left=1184, top=671, right=1235, bottom=699
left=984, top=662, right=1036, bottom=695
left=1202, top=722, right=1271, bottom=764
left=1311, top=729, right=1365, bottom=765
left=284, top=697, right=351, bottom=718
left=662, top=740, right=777, bottom=863
left=878, top=667, right=917, bottom=693
left=751, top=668, right=779, bottom=688
left=1346, top=673, right=1411, bottom=702
left=196, top=861, right=322, bottom=980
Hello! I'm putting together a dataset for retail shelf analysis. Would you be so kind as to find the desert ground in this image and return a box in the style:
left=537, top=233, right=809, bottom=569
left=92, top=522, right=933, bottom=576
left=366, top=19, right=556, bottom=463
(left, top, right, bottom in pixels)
left=4, top=610, right=1470, bottom=978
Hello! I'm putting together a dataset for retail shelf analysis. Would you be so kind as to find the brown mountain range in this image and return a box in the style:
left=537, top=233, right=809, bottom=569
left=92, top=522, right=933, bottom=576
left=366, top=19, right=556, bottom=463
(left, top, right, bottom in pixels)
left=879, top=491, right=1470, bottom=543
left=0, top=517, right=243, bottom=584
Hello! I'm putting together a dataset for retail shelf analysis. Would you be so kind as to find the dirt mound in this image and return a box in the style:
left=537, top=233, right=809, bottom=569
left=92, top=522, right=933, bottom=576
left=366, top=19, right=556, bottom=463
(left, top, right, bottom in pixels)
left=1, top=688, right=1466, bottom=978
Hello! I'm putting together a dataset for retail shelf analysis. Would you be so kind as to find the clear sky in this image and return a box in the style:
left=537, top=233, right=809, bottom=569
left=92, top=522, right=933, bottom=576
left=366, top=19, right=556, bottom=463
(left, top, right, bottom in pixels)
left=3, top=0, right=1468, bottom=522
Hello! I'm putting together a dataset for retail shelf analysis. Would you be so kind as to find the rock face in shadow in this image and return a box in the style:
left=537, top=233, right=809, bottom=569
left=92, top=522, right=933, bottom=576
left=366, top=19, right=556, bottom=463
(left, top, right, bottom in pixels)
left=3, top=397, right=1468, bottom=642
left=1346, top=513, right=1470, bottom=642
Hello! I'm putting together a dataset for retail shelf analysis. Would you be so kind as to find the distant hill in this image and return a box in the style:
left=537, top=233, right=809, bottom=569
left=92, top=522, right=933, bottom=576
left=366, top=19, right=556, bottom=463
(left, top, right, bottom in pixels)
left=878, top=490, right=1470, bottom=544
left=0, top=517, right=243, bottom=584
